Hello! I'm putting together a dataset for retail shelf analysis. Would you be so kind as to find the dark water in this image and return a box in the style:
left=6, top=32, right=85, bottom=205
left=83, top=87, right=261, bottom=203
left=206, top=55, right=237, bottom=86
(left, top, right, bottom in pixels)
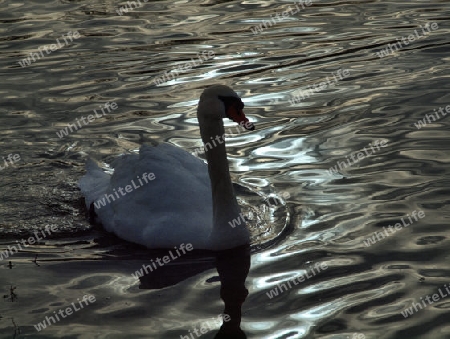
left=1, top=0, right=450, bottom=338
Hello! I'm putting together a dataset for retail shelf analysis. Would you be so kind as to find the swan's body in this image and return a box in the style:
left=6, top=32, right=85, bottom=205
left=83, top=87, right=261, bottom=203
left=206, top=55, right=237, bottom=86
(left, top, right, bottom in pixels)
left=78, top=85, right=254, bottom=250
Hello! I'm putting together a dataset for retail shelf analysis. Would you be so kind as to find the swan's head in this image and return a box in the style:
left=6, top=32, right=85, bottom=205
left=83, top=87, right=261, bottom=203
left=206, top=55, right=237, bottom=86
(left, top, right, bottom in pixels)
left=198, top=85, right=255, bottom=131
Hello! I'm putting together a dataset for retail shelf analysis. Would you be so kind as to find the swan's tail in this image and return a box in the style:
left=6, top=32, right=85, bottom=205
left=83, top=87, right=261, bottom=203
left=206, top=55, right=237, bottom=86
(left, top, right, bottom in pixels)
left=78, top=159, right=111, bottom=209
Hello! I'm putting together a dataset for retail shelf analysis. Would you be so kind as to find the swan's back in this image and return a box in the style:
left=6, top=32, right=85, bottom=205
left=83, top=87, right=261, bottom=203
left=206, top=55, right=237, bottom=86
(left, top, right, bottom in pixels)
left=79, top=144, right=214, bottom=249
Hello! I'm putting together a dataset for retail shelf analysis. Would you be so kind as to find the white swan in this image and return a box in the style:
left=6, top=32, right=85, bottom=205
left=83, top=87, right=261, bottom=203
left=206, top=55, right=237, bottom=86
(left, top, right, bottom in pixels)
left=78, top=85, right=255, bottom=250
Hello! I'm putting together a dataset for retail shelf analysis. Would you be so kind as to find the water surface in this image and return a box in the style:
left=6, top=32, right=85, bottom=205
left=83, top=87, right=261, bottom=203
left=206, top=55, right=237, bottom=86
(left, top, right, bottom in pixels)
left=1, top=0, right=450, bottom=338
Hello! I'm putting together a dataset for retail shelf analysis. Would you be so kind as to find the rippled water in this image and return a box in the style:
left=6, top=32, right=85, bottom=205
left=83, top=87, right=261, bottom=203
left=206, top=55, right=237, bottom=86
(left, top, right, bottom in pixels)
left=1, top=0, right=450, bottom=338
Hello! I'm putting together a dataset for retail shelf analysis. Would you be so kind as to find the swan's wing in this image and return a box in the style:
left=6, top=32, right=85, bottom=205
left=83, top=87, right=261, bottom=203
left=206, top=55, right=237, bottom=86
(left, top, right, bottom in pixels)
left=106, top=144, right=213, bottom=248
left=78, top=144, right=215, bottom=249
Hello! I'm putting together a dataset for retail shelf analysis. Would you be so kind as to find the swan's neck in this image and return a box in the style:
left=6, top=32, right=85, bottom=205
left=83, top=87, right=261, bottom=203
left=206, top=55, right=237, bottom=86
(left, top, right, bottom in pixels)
left=199, top=115, right=249, bottom=247
left=203, top=118, right=241, bottom=224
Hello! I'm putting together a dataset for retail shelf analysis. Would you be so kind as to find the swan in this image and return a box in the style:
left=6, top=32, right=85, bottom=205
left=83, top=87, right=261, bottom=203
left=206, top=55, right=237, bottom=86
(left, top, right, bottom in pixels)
left=78, top=85, right=255, bottom=251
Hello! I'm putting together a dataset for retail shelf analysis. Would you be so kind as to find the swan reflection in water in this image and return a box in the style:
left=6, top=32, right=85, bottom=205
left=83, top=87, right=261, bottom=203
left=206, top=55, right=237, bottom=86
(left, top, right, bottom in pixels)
left=214, top=244, right=250, bottom=339
left=137, top=244, right=250, bottom=338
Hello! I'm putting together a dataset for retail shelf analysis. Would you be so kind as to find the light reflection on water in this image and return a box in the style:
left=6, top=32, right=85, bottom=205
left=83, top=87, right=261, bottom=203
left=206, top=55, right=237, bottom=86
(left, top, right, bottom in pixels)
left=1, top=0, right=450, bottom=338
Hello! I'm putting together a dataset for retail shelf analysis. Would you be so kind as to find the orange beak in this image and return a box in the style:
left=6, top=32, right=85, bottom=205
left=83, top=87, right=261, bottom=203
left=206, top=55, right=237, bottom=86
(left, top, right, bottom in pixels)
left=227, top=106, right=255, bottom=131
